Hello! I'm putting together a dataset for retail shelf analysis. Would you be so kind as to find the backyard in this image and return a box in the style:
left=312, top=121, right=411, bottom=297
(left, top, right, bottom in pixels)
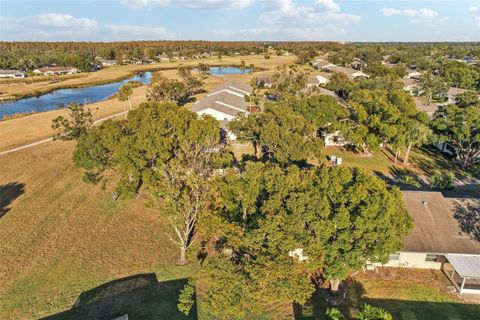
left=298, top=268, right=480, bottom=320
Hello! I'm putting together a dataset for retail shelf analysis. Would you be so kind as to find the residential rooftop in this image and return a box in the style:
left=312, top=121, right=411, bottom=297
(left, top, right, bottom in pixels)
left=402, top=191, right=480, bottom=255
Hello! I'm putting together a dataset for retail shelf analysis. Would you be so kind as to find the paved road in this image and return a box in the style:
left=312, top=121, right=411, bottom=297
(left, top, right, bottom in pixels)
left=0, top=111, right=127, bottom=156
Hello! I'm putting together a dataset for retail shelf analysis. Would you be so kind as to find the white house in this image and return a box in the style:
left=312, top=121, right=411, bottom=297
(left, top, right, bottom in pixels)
left=98, top=59, right=117, bottom=67
left=324, top=65, right=369, bottom=79
left=446, top=87, right=468, bottom=104
left=255, top=75, right=274, bottom=88
left=323, top=130, right=350, bottom=147
left=307, top=72, right=331, bottom=87
left=405, top=68, right=423, bottom=79
left=191, top=80, right=252, bottom=140
left=379, top=191, right=480, bottom=295
left=33, top=67, right=79, bottom=76
left=0, top=69, right=26, bottom=78
left=312, top=59, right=336, bottom=69
left=399, top=78, right=418, bottom=95
left=156, top=53, right=170, bottom=61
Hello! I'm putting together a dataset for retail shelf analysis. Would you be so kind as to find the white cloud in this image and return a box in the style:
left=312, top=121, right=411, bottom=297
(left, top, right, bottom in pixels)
left=382, top=8, right=401, bottom=16
left=469, top=6, right=479, bottom=13
left=259, top=0, right=360, bottom=27
left=403, top=8, right=438, bottom=19
left=120, top=0, right=254, bottom=10
left=0, top=13, right=174, bottom=41
left=382, top=7, right=439, bottom=19
left=214, top=0, right=358, bottom=40
left=32, top=13, right=98, bottom=28
left=316, top=0, right=340, bottom=12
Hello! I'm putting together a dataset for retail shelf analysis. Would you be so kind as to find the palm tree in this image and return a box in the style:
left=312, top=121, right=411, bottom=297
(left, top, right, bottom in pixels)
left=118, top=83, right=133, bottom=119
left=357, top=303, right=392, bottom=320
left=403, top=119, right=431, bottom=165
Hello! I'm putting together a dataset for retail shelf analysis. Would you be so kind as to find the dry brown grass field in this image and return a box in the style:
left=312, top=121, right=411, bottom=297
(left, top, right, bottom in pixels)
left=0, top=54, right=294, bottom=151
left=0, top=141, right=198, bottom=319
left=0, top=54, right=295, bottom=100
left=0, top=54, right=294, bottom=319
left=0, top=86, right=147, bottom=151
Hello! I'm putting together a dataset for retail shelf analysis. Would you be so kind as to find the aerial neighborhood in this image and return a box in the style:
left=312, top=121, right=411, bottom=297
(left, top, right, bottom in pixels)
left=0, top=1, right=479, bottom=320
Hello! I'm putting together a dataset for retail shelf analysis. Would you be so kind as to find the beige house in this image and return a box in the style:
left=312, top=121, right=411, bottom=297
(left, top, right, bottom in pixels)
left=307, top=72, right=332, bottom=87
left=33, top=66, right=79, bottom=76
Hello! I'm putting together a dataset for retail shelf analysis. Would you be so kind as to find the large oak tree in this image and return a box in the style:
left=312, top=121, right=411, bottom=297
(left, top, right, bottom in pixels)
left=73, top=102, right=225, bottom=264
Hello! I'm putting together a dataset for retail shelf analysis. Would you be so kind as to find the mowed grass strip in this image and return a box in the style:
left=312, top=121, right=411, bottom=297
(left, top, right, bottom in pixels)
left=0, top=141, right=195, bottom=319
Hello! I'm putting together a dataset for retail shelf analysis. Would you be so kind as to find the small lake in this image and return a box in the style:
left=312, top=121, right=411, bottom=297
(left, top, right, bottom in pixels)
left=207, top=66, right=251, bottom=76
left=0, top=72, right=152, bottom=119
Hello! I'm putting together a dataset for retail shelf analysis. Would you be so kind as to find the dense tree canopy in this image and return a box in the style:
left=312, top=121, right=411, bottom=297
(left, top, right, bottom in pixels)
left=442, top=61, right=479, bottom=89
left=346, top=89, right=428, bottom=157
left=291, top=95, right=348, bottom=129
left=186, top=162, right=412, bottom=319
left=147, top=68, right=203, bottom=106
left=73, top=102, right=227, bottom=263
left=431, top=104, right=480, bottom=168
left=229, top=104, right=322, bottom=165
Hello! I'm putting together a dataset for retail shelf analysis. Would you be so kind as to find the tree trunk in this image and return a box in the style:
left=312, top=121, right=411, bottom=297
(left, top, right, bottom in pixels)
left=362, top=144, right=372, bottom=157
left=253, top=142, right=260, bottom=159
left=403, top=142, right=413, bottom=165
left=176, top=245, right=189, bottom=266
left=330, top=279, right=341, bottom=293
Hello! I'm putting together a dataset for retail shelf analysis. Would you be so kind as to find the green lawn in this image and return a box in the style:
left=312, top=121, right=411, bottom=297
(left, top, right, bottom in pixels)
left=0, top=141, right=198, bottom=319
left=296, top=269, right=480, bottom=320
left=324, top=146, right=392, bottom=173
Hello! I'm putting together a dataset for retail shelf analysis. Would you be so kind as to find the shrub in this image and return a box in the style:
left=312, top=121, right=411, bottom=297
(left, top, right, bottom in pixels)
left=429, top=171, right=455, bottom=190
left=399, top=175, right=421, bottom=188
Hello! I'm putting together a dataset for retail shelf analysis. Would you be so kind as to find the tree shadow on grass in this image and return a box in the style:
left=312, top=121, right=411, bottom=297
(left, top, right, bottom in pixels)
left=43, top=274, right=196, bottom=320
left=0, top=182, right=25, bottom=219
left=453, top=199, right=480, bottom=242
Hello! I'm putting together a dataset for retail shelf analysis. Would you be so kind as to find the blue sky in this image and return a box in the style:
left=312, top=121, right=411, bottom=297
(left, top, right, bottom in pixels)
left=1, top=0, right=479, bottom=41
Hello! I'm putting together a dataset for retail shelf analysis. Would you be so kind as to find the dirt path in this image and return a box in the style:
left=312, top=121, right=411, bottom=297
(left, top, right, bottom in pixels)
left=0, top=110, right=130, bottom=156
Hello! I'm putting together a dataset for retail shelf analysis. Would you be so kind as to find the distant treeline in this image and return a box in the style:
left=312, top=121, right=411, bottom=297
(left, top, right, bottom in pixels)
left=1, top=41, right=479, bottom=74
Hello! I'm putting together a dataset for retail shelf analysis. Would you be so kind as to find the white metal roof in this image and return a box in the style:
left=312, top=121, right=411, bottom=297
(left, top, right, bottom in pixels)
left=446, top=254, right=480, bottom=279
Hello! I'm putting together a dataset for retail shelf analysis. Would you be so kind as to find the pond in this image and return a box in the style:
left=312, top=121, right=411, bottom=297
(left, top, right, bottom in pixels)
left=0, top=72, right=152, bottom=120
left=207, top=66, right=251, bottom=76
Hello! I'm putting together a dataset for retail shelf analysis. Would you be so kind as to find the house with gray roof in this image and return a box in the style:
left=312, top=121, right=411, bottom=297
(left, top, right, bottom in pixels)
left=191, top=80, right=252, bottom=140
left=324, top=65, right=369, bottom=79
left=377, top=191, right=480, bottom=295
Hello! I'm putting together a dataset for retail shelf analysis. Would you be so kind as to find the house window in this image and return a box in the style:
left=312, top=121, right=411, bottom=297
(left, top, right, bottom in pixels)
left=425, top=254, right=439, bottom=262
left=389, top=253, right=400, bottom=261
